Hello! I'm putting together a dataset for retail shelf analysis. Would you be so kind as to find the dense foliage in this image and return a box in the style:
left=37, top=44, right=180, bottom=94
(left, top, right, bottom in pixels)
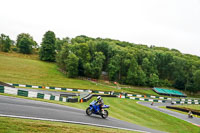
left=0, top=34, right=12, bottom=52
left=39, top=31, right=56, bottom=61
left=16, top=33, right=37, bottom=54
left=57, top=35, right=200, bottom=92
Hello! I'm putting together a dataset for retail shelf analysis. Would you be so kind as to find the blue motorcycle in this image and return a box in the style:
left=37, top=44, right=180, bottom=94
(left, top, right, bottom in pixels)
left=86, top=100, right=110, bottom=119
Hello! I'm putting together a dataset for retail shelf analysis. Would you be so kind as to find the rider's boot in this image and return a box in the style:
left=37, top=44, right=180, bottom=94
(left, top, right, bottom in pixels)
left=102, top=109, right=104, bottom=114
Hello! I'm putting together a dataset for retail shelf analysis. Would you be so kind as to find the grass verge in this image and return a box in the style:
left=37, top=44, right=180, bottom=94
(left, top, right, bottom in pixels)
left=0, top=116, right=135, bottom=133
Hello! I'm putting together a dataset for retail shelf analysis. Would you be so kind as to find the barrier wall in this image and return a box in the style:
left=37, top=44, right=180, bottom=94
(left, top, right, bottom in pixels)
left=0, top=85, right=78, bottom=103
left=3, top=83, right=200, bottom=104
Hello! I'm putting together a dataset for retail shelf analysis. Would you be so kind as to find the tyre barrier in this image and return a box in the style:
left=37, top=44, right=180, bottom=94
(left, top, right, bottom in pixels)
left=0, top=81, right=15, bottom=88
left=67, top=98, right=78, bottom=103
left=82, top=94, right=93, bottom=102
left=80, top=94, right=117, bottom=102
left=166, top=106, right=200, bottom=116
left=0, top=86, right=78, bottom=103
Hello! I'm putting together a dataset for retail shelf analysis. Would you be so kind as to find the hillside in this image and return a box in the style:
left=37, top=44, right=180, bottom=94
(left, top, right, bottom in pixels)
left=0, top=52, right=115, bottom=91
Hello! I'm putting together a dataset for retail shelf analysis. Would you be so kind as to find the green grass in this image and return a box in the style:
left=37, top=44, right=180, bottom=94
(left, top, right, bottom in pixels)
left=0, top=52, right=115, bottom=91
left=1, top=93, right=199, bottom=133
left=121, top=87, right=159, bottom=96
left=0, top=116, right=136, bottom=133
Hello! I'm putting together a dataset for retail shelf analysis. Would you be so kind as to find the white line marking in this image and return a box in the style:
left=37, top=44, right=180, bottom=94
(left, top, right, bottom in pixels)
left=19, top=84, right=26, bottom=87
left=0, top=114, right=149, bottom=133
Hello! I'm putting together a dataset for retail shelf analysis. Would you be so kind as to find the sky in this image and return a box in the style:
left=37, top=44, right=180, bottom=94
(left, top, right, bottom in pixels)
left=0, top=0, right=200, bottom=56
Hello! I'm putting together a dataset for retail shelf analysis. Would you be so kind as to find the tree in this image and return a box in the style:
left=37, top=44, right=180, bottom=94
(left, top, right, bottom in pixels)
left=108, top=54, right=121, bottom=81
left=126, top=57, right=138, bottom=85
left=90, top=52, right=105, bottom=78
left=16, top=33, right=36, bottom=54
left=136, top=67, right=147, bottom=86
left=56, top=37, right=70, bottom=52
left=148, top=73, right=159, bottom=87
left=39, top=31, right=56, bottom=62
left=142, top=57, right=151, bottom=77
left=56, top=43, right=70, bottom=71
left=193, top=70, right=200, bottom=92
left=65, top=53, right=79, bottom=78
left=72, top=43, right=91, bottom=76
left=0, top=34, right=11, bottom=52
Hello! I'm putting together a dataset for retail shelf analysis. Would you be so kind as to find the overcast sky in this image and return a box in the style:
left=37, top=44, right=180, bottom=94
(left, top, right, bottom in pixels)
left=1, top=0, right=200, bottom=56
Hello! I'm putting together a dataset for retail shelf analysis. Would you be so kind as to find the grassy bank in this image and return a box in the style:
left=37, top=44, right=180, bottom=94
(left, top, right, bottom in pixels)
left=0, top=116, right=135, bottom=133
left=0, top=52, right=115, bottom=91
left=121, top=87, right=159, bottom=96
left=1, top=93, right=199, bottom=133
left=0, top=52, right=161, bottom=95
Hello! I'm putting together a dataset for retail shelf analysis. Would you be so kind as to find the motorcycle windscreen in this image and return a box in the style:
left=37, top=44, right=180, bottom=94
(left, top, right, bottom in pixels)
left=102, top=105, right=110, bottom=108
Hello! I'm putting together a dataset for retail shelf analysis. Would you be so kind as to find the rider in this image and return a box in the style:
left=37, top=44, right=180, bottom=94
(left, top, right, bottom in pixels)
left=97, top=96, right=104, bottom=113
left=188, top=110, right=193, bottom=118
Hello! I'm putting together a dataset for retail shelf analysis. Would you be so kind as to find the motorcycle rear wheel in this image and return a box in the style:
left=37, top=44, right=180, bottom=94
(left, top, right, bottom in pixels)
left=86, top=107, right=92, bottom=116
left=101, top=110, right=108, bottom=119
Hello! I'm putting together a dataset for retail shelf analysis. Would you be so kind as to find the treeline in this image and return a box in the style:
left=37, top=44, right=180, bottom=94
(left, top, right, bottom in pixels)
left=1, top=31, right=200, bottom=92
left=57, top=35, right=200, bottom=93
left=0, top=33, right=37, bottom=54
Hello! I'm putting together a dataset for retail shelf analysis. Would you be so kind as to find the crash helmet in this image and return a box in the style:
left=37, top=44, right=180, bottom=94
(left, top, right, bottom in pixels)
left=97, top=96, right=102, bottom=100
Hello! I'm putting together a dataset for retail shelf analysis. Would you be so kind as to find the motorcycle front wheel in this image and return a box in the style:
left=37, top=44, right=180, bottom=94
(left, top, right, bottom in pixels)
left=86, top=107, right=92, bottom=116
left=101, top=110, right=108, bottom=119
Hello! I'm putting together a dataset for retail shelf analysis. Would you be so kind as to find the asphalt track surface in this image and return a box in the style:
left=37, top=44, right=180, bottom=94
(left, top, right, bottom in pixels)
left=138, top=102, right=200, bottom=126
left=0, top=95, right=164, bottom=133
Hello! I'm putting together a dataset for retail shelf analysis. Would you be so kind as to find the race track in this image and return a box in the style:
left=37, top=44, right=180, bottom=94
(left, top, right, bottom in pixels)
left=138, top=102, right=200, bottom=126
left=0, top=95, right=164, bottom=133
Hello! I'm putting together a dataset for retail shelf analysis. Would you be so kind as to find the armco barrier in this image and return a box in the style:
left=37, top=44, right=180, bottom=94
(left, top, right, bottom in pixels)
left=166, top=106, right=200, bottom=116
left=0, top=86, right=78, bottom=103
left=118, top=96, right=200, bottom=104
left=5, top=83, right=200, bottom=104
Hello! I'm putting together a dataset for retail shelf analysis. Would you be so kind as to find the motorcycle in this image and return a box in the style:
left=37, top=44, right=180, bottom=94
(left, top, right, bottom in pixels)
left=188, top=113, right=193, bottom=118
left=188, top=111, right=193, bottom=118
left=86, top=100, right=110, bottom=119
